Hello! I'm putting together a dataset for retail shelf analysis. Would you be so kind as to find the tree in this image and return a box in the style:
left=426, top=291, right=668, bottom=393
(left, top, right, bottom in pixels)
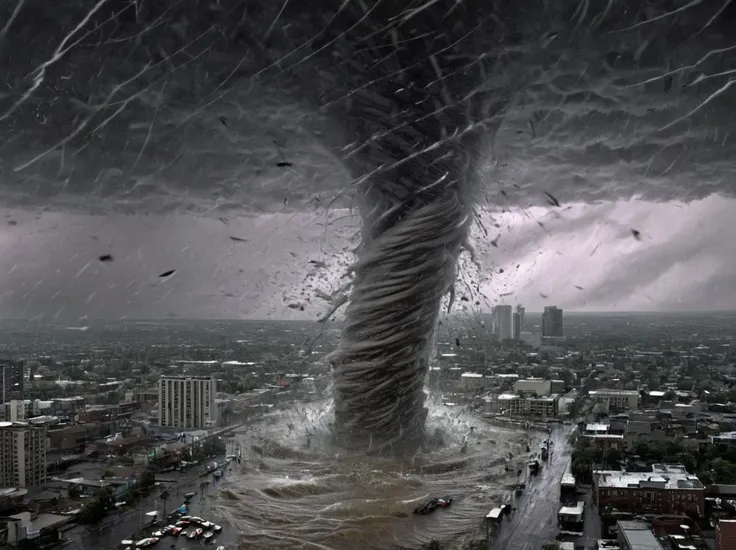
left=542, top=543, right=561, bottom=550
left=77, top=487, right=115, bottom=524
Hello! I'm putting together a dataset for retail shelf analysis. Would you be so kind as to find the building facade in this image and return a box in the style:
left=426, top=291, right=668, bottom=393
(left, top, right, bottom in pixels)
left=716, top=519, right=736, bottom=550
left=492, top=305, right=513, bottom=341
left=589, top=389, right=640, bottom=413
left=594, top=466, right=705, bottom=516
left=158, top=376, right=217, bottom=429
left=0, top=422, right=47, bottom=488
left=486, top=393, right=559, bottom=417
left=0, top=360, right=24, bottom=402
left=542, top=306, right=564, bottom=337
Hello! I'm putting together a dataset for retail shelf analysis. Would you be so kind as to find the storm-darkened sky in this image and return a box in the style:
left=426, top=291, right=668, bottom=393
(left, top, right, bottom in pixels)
left=0, top=194, right=733, bottom=321
left=1, top=0, right=735, bottom=319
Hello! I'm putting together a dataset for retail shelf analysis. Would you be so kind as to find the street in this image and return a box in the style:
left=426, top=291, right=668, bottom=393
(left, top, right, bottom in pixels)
left=494, top=426, right=573, bottom=550
left=61, top=458, right=238, bottom=550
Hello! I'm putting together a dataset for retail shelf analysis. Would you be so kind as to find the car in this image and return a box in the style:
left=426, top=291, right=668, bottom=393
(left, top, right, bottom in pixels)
left=200, top=521, right=213, bottom=529
left=175, top=520, right=189, bottom=528
left=213, top=525, right=222, bottom=532
left=187, top=531, right=197, bottom=540
left=171, top=527, right=182, bottom=536
left=184, top=492, right=196, bottom=499
left=413, top=497, right=453, bottom=515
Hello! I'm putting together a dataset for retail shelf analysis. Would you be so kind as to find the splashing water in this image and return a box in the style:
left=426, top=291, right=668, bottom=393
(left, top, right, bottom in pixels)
left=218, top=400, right=553, bottom=550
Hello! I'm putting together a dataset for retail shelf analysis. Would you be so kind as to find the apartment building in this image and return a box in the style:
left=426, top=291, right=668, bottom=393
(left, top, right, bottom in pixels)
left=0, top=421, right=47, bottom=488
left=158, top=376, right=217, bottom=429
left=486, top=393, right=559, bottom=418
left=589, top=389, right=640, bottom=413
left=594, top=464, right=704, bottom=516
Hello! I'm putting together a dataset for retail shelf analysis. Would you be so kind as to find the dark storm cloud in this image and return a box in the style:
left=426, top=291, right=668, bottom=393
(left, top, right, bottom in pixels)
left=0, top=0, right=735, bottom=213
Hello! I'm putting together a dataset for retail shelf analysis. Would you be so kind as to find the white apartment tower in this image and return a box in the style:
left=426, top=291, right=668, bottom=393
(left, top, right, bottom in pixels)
left=0, top=422, right=47, bottom=488
left=159, top=376, right=217, bottom=429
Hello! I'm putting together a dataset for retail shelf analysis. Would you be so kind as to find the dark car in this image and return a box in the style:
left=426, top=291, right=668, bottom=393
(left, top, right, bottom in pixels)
left=413, top=497, right=453, bottom=515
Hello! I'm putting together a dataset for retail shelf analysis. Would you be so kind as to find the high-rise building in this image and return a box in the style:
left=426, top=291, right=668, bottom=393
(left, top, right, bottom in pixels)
left=159, top=376, right=217, bottom=429
left=516, top=305, right=525, bottom=332
left=1, top=360, right=24, bottom=402
left=542, top=306, right=564, bottom=338
left=0, top=422, right=47, bottom=488
left=492, top=305, right=513, bottom=341
left=513, top=312, right=521, bottom=340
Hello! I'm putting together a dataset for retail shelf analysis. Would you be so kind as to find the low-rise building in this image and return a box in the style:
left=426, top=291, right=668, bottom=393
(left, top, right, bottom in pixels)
left=486, top=393, right=559, bottom=418
left=460, top=373, right=485, bottom=392
left=617, top=520, right=664, bottom=550
left=514, top=378, right=551, bottom=397
left=594, top=464, right=704, bottom=516
left=589, top=389, right=639, bottom=413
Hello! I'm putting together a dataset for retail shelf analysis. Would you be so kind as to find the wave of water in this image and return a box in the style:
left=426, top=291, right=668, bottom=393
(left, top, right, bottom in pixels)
left=215, top=401, right=544, bottom=549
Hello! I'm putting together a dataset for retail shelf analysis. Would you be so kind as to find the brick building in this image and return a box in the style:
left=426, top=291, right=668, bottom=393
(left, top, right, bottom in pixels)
left=717, top=519, right=736, bottom=550
left=594, top=464, right=705, bottom=516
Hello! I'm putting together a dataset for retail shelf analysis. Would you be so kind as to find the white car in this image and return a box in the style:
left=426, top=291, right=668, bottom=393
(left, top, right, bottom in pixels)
left=213, top=525, right=222, bottom=532
left=200, top=521, right=213, bottom=529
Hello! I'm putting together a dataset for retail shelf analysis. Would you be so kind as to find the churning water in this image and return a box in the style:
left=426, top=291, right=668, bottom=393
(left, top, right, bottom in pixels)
left=215, top=400, right=545, bottom=550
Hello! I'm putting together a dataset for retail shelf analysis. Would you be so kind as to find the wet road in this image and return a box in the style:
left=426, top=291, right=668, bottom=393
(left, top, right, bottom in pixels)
left=61, top=459, right=238, bottom=550
left=494, top=426, right=571, bottom=550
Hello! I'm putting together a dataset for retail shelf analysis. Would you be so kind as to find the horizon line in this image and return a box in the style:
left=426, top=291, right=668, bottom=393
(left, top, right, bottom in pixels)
left=1, top=309, right=735, bottom=323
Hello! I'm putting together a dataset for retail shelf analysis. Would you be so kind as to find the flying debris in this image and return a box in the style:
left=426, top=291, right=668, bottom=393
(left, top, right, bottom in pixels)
left=455, top=337, right=461, bottom=348
left=218, top=116, right=228, bottom=127
left=229, top=236, right=248, bottom=242
left=499, top=268, right=505, bottom=273
left=539, top=293, right=549, bottom=299
left=159, top=270, right=176, bottom=278
left=277, top=161, right=293, bottom=167
left=544, top=192, right=560, bottom=207
left=630, top=229, right=642, bottom=241
left=573, top=285, right=584, bottom=290
left=98, top=254, right=114, bottom=262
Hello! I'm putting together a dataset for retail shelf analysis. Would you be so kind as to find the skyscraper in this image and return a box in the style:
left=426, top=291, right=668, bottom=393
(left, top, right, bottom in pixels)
left=542, top=306, right=564, bottom=338
left=1, top=360, right=24, bottom=402
left=512, top=305, right=526, bottom=339
left=492, top=305, right=513, bottom=341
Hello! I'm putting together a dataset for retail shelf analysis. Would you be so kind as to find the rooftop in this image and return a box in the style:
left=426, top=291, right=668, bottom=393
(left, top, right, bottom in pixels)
left=590, top=389, right=640, bottom=396
left=596, top=470, right=704, bottom=491
left=618, top=521, right=664, bottom=550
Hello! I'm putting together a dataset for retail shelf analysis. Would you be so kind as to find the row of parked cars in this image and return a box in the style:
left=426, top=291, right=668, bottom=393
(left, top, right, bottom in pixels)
left=130, top=515, right=224, bottom=548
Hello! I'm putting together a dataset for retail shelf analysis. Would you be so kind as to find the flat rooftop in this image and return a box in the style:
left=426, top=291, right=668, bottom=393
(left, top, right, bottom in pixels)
left=597, top=470, right=704, bottom=491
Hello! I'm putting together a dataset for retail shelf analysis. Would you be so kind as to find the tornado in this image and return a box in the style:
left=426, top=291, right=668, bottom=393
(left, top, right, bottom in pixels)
left=319, top=1, right=513, bottom=454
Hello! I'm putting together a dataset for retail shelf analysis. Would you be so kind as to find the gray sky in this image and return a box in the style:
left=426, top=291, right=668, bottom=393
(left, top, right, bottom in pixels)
left=0, top=0, right=734, bottom=320
left=0, top=194, right=733, bottom=320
